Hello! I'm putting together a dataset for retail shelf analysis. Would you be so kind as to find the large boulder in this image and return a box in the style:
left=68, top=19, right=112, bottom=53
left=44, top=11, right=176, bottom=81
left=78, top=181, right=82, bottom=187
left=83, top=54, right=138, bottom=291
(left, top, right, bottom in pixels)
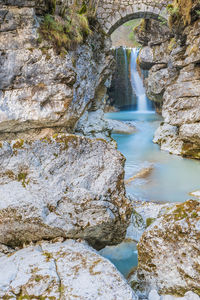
left=134, top=200, right=200, bottom=297
left=0, top=239, right=137, bottom=299
left=0, top=134, right=131, bottom=249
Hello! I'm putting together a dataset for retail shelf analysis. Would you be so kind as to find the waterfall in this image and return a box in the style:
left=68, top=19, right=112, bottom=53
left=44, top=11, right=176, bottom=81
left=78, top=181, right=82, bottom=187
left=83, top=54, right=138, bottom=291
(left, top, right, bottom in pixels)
left=130, top=48, right=148, bottom=112
left=123, top=47, right=129, bottom=104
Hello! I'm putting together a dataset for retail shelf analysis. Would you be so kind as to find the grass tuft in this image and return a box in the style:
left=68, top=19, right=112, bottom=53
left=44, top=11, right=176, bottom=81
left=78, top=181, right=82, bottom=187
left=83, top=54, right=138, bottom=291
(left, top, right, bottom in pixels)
left=38, top=2, right=93, bottom=55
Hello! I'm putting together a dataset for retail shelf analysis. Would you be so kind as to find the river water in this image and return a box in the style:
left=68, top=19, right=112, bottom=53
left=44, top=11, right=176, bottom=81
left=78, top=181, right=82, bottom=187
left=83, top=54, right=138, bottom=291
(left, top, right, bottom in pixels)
left=100, top=47, right=200, bottom=277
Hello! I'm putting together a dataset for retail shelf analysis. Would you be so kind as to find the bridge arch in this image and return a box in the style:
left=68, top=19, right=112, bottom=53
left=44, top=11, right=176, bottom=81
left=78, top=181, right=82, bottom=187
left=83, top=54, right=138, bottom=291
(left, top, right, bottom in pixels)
left=95, top=0, right=169, bottom=35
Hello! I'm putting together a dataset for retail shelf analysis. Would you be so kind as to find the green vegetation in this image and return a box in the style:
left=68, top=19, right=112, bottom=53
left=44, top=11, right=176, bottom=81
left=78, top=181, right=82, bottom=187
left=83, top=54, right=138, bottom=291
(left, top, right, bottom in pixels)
left=124, top=19, right=141, bottom=47
left=168, top=37, right=176, bottom=52
left=146, top=217, right=156, bottom=227
left=38, top=1, right=96, bottom=54
left=167, top=0, right=197, bottom=27
left=43, top=251, right=53, bottom=262
left=13, top=139, right=24, bottom=149
left=17, top=172, right=29, bottom=188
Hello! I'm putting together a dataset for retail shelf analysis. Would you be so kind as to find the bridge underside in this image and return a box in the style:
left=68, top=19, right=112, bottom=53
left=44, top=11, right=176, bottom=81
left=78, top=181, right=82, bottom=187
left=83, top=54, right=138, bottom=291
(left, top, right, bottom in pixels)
left=96, top=1, right=169, bottom=35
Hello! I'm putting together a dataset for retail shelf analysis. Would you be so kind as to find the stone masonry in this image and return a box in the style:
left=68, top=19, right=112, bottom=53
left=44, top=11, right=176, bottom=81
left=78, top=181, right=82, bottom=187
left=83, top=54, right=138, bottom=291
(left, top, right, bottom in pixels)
left=95, top=0, right=170, bottom=34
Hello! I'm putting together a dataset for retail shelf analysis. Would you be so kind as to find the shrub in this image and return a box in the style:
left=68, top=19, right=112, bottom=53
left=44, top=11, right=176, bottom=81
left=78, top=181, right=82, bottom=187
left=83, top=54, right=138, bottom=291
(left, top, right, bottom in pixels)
left=38, top=1, right=94, bottom=54
left=167, top=0, right=193, bottom=27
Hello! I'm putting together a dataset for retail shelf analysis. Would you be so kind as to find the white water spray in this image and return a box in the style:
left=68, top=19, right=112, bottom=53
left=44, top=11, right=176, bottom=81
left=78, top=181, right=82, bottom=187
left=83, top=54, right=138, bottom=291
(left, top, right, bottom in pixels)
left=130, top=48, right=148, bottom=112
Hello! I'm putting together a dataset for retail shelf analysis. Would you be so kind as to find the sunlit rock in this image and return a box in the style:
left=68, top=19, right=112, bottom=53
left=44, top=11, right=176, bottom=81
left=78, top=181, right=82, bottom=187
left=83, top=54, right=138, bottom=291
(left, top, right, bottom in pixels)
left=107, top=119, right=136, bottom=134
left=148, top=290, right=200, bottom=300
left=126, top=201, right=174, bottom=242
left=153, top=123, right=183, bottom=155
left=131, top=200, right=200, bottom=297
left=0, top=240, right=137, bottom=300
left=0, top=5, right=114, bottom=139
left=0, top=134, right=131, bottom=250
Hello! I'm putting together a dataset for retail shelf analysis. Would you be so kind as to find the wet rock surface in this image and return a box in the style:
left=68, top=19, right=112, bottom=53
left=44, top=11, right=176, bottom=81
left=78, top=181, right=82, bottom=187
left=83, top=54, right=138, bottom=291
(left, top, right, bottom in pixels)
left=0, top=240, right=137, bottom=300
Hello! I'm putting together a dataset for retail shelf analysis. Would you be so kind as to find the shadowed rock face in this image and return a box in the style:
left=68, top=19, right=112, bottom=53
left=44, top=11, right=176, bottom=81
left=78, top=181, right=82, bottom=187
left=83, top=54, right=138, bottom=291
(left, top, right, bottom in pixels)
left=0, top=134, right=132, bottom=250
left=137, top=16, right=200, bottom=159
left=135, top=200, right=200, bottom=297
left=0, top=240, right=137, bottom=299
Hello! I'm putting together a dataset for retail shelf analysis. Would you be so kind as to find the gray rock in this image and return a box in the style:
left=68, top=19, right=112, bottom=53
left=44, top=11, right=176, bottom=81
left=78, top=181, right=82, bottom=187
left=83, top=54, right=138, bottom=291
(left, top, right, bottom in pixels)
left=0, top=5, right=114, bottom=138
left=148, top=289, right=160, bottom=300
left=0, top=240, right=137, bottom=299
left=126, top=201, right=174, bottom=242
left=160, top=291, right=200, bottom=300
left=179, top=123, right=200, bottom=144
left=147, top=290, right=200, bottom=300
left=139, top=18, right=200, bottom=159
left=107, top=119, right=136, bottom=135
left=0, top=134, right=132, bottom=249
left=145, top=68, right=169, bottom=103
left=75, top=109, right=112, bottom=141
left=138, top=47, right=155, bottom=70
left=135, top=200, right=200, bottom=296
left=153, top=123, right=183, bottom=155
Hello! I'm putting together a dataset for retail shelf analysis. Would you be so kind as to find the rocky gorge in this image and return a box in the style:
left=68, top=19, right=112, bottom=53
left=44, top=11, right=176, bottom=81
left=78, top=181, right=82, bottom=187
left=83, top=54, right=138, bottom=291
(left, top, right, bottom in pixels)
left=0, top=0, right=200, bottom=299
left=137, top=3, right=200, bottom=159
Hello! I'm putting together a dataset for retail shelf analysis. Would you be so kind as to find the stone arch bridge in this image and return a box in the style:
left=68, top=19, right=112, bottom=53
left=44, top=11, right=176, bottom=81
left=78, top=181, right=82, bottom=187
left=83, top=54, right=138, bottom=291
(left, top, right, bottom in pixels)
left=94, top=0, right=170, bottom=34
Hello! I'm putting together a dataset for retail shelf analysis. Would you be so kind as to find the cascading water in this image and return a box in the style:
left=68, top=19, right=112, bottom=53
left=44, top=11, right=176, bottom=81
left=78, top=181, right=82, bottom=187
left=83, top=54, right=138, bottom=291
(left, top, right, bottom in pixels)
left=130, top=48, right=148, bottom=112
left=123, top=47, right=129, bottom=104
left=108, top=47, right=154, bottom=111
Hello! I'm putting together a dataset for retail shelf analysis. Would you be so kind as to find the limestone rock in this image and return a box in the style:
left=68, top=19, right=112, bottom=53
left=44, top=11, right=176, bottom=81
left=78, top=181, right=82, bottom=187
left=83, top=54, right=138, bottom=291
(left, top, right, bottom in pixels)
left=138, top=47, right=154, bottom=70
left=145, top=68, right=169, bottom=103
left=179, top=123, right=200, bottom=144
left=126, top=201, right=174, bottom=242
left=148, top=289, right=160, bottom=300
left=135, top=200, right=200, bottom=296
left=0, top=240, right=137, bottom=299
left=148, top=290, right=200, bottom=300
left=0, top=5, right=114, bottom=138
left=107, top=119, right=136, bottom=135
left=134, top=19, right=171, bottom=48
left=75, top=109, right=112, bottom=141
left=138, top=15, right=200, bottom=159
left=153, top=123, right=183, bottom=155
left=0, top=134, right=131, bottom=249
left=162, top=81, right=200, bottom=127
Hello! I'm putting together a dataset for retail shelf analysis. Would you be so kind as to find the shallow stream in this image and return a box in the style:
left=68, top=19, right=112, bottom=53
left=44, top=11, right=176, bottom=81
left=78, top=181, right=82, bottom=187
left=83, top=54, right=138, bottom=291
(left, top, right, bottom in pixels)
left=106, top=111, right=200, bottom=204
left=100, top=47, right=200, bottom=278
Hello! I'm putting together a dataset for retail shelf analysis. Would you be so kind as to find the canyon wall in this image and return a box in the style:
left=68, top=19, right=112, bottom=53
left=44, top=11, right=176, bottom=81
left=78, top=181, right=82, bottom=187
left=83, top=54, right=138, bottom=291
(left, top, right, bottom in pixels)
left=137, top=9, right=200, bottom=159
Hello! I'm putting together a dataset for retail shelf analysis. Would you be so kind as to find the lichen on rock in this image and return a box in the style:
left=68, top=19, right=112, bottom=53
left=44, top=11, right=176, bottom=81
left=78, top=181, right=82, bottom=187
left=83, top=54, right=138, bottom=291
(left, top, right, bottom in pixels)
left=0, top=240, right=137, bottom=299
left=0, top=134, right=132, bottom=250
left=133, top=200, right=200, bottom=297
left=136, top=11, right=200, bottom=159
